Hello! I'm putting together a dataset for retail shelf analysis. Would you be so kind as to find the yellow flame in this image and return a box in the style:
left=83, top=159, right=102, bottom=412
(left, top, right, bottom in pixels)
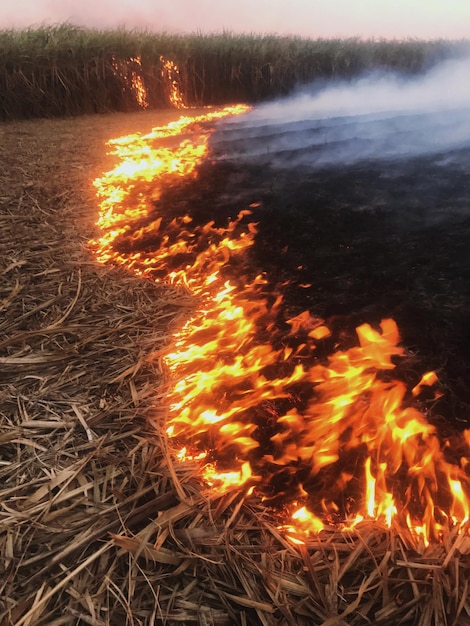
left=111, top=55, right=149, bottom=109
left=90, top=103, right=470, bottom=547
left=160, top=56, right=187, bottom=109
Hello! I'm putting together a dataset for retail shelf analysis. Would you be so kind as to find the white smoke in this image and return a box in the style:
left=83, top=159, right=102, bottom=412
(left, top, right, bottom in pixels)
left=213, top=55, right=470, bottom=168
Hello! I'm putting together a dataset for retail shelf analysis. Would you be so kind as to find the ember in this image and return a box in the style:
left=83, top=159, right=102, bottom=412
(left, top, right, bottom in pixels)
left=110, top=54, right=188, bottom=110
left=91, top=104, right=470, bottom=547
left=111, top=55, right=149, bottom=109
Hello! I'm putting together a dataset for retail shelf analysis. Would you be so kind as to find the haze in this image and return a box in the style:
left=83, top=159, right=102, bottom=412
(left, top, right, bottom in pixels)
left=1, top=0, right=469, bottom=39
left=212, top=56, right=470, bottom=169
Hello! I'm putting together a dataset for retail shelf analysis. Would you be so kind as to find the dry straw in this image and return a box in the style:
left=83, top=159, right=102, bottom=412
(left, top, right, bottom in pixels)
left=1, top=109, right=470, bottom=625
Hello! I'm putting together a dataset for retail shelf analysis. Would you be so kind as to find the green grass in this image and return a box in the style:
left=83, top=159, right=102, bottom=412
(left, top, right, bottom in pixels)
left=0, top=24, right=468, bottom=120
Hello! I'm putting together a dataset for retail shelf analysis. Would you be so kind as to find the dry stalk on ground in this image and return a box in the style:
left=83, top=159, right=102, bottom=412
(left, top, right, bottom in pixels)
left=1, top=111, right=470, bottom=626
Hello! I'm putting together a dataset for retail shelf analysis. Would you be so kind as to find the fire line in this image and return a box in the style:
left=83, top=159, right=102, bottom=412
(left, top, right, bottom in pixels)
left=90, top=104, right=470, bottom=547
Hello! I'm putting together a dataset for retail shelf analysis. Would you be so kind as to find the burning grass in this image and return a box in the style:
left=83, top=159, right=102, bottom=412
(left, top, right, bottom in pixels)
left=2, top=108, right=470, bottom=626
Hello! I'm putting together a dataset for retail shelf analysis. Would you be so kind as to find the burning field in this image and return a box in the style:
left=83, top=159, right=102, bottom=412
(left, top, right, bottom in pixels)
left=2, top=56, right=470, bottom=625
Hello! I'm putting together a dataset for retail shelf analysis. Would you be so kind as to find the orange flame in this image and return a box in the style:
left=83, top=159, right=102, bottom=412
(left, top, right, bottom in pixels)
left=111, top=55, right=149, bottom=109
left=160, top=56, right=187, bottom=109
left=91, top=105, right=470, bottom=547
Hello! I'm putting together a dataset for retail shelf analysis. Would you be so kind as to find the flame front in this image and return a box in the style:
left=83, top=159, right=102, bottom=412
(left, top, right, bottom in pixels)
left=91, top=105, right=470, bottom=546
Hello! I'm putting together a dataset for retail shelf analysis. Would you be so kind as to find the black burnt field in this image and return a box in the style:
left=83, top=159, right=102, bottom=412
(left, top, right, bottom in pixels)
left=209, top=145, right=470, bottom=415
left=113, top=56, right=470, bottom=447
left=104, top=75, right=470, bottom=516
left=144, top=111, right=470, bottom=433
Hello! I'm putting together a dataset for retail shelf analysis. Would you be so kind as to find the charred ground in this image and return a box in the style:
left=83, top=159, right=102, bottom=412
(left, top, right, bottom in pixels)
left=122, top=142, right=470, bottom=432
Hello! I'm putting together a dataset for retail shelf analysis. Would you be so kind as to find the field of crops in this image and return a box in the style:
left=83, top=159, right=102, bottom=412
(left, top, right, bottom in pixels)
left=1, top=24, right=469, bottom=120
left=2, top=24, right=470, bottom=625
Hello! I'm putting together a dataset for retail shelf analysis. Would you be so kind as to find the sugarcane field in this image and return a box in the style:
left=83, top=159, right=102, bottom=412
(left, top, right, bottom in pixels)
left=1, top=21, right=470, bottom=626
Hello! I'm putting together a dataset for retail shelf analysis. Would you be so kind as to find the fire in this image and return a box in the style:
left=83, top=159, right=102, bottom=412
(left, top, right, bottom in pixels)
left=111, top=55, right=149, bottom=109
left=91, top=104, right=470, bottom=547
left=110, top=54, right=188, bottom=110
left=160, top=56, right=187, bottom=109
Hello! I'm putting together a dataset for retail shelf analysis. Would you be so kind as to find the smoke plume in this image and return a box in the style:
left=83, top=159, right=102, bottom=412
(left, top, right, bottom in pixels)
left=212, top=55, right=470, bottom=168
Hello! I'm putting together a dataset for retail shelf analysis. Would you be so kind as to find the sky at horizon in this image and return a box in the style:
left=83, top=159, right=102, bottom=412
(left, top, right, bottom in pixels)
left=0, top=0, right=469, bottom=40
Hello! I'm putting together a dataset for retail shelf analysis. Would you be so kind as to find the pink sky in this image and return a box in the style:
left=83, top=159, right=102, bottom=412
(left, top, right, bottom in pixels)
left=0, top=0, right=469, bottom=39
